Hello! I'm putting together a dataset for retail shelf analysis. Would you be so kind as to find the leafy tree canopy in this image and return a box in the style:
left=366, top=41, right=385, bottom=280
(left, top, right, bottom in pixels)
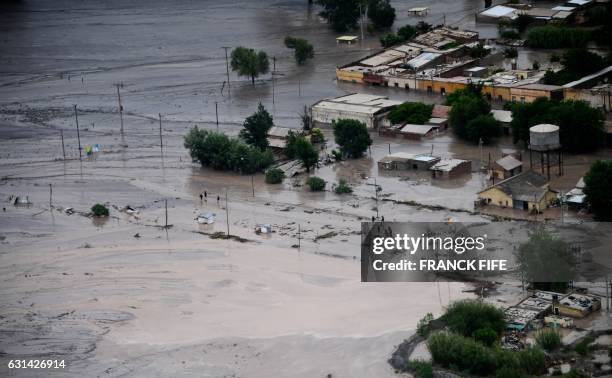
left=508, top=97, right=604, bottom=153
left=387, top=102, right=433, bottom=125
left=583, top=160, right=612, bottom=221
left=315, top=0, right=360, bottom=32
left=368, top=0, right=396, bottom=29
left=284, top=36, right=314, bottom=65
left=240, top=103, right=274, bottom=150
left=230, top=47, right=270, bottom=84
left=332, top=119, right=372, bottom=158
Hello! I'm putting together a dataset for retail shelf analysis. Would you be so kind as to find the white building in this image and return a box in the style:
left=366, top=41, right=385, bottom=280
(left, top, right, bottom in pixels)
left=311, top=93, right=402, bottom=129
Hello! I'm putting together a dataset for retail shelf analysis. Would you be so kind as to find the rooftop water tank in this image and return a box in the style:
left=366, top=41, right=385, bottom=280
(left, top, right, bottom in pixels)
left=529, top=124, right=560, bottom=151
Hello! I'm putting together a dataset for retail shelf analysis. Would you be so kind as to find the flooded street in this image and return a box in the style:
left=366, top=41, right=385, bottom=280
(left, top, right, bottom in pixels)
left=0, top=0, right=610, bottom=377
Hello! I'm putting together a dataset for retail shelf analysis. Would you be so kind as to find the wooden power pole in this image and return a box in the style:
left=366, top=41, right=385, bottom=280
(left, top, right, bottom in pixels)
left=116, top=84, right=124, bottom=133
left=74, top=105, right=82, bottom=161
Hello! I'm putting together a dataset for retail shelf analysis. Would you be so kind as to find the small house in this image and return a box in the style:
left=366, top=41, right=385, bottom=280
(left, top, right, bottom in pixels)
left=430, top=159, right=471, bottom=179
left=554, top=293, right=601, bottom=318
left=492, top=154, right=522, bottom=180
left=399, top=124, right=438, bottom=140
left=477, top=171, right=557, bottom=211
left=378, top=152, right=440, bottom=171
left=427, top=117, right=448, bottom=131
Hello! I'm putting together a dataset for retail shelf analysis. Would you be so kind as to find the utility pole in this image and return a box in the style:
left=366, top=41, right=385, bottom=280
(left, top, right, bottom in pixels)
left=298, top=79, right=301, bottom=97
left=74, top=105, right=82, bottom=161
left=298, top=224, right=301, bottom=251
left=49, top=183, right=52, bottom=209
left=221, top=47, right=231, bottom=96
left=215, top=102, right=219, bottom=132
left=560, top=190, right=564, bottom=224
left=605, top=276, right=609, bottom=310
left=164, top=199, right=168, bottom=228
left=359, top=3, right=364, bottom=43
left=116, top=84, right=124, bottom=133
left=388, top=143, right=391, bottom=154
left=374, top=178, right=379, bottom=220
left=273, top=56, right=276, bottom=72
left=251, top=174, right=255, bottom=197
left=225, top=189, right=230, bottom=236
left=158, top=113, right=163, bottom=153
left=60, top=130, right=66, bottom=159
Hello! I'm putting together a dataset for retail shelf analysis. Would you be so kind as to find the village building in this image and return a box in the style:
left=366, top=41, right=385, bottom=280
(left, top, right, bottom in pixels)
left=426, top=117, right=448, bottom=131
left=565, top=177, right=586, bottom=210
left=378, top=152, right=440, bottom=171
left=398, top=124, right=438, bottom=140
left=267, top=126, right=303, bottom=152
left=477, top=170, right=557, bottom=211
left=491, top=109, right=513, bottom=135
left=430, top=159, right=471, bottom=179
left=492, top=154, right=523, bottom=180
left=311, top=93, right=401, bottom=129
left=554, top=293, right=601, bottom=318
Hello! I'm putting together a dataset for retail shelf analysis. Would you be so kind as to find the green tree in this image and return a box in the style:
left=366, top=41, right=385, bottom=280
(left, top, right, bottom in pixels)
left=294, top=136, right=319, bottom=172
left=387, top=102, right=433, bottom=125
left=230, top=47, right=270, bottom=84
left=517, top=228, right=576, bottom=292
left=315, top=0, right=360, bottom=32
left=465, top=114, right=501, bottom=144
left=543, top=48, right=609, bottom=85
left=332, top=119, right=372, bottom=158
left=511, top=14, right=532, bottom=33
left=473, top=326, right=499, bottom=347
left=415, top=21, right=432, bottom=35
left=584, top=160, right=612, bottom=221
left=440, top=299, right=506, bottom=338
left=240, top=103, right=274, bottom=150
left=509, top=98, right=604, bottom=153
left=445, top=82, right=483, bottom=106
left=449, top=95, right=491, bottom=143
left=526, top=26, right=590, bottom=49
left=380, top=33, right=404, bottom=47
left=284, top=36, right=314, bottom=65
left=368, top=0, right=395, bottom=29
left=184, top=127, right=273, bottom=173
left=397, top=24, right=417, bottom=40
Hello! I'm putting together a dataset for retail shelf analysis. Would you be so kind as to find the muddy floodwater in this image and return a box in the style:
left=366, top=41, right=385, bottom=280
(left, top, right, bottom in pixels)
left=0, top=1, right=610, bottom=377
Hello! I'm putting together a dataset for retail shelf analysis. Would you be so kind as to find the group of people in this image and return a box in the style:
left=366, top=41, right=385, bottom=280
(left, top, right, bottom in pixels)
left=199, top=191, right=220, bottom=204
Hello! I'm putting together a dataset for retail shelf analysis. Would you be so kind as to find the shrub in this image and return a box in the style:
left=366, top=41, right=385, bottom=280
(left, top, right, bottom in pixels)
left=575, top=336, right=594, bottom=356
left=91, top=203, right=109, bottom=217
left=417, top=313, right=434, bottom=338
left=427, top=332, right=498, bottom=376
left=517, top=347, right=546, bottom=375
left=306, top=176, right=326, bottom=191
left=406, top=360, right=433, bottom=378
left=500, top=30, right=520, bottom=40
left=440, top=299, right=506, bottom=338
left=265, top=168, right=285, bottom=184
left=380, top=33, right=404, bottom=47
left=535, top=329, right=562, bottom=352
left=473, top=326, right=499, bottom=347
left=387, top=102, right=433, bottom=125
left=494, top=366, right=528, bottom=378
left=334, top=179, right=353, bottom=194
